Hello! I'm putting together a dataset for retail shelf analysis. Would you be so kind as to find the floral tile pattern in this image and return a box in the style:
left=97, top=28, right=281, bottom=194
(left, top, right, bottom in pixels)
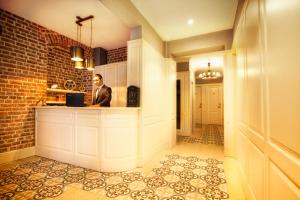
left=0, top=154, right=228, bottom=200
left=178, top=125, right=224, bottom=145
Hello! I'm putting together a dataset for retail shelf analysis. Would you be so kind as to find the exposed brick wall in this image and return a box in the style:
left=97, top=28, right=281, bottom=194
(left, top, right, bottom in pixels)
left=107, top=47, right=127, bottom=63
left=0, top=9, right=93, bottom=153
left=47, top=46, right=75, bottom=88
left=76, top=69, right=93, bottom=104
left=46, top=45, right=93, bottom=104
left=0, top=9, right=48, bottom=153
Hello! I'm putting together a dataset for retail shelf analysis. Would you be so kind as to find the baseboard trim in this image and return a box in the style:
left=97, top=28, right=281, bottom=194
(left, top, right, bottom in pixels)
left=0, top=147, right=36, bottom=164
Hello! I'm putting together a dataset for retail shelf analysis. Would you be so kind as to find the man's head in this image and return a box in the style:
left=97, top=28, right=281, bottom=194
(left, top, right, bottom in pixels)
left=93, top=74, right=103, bottom=87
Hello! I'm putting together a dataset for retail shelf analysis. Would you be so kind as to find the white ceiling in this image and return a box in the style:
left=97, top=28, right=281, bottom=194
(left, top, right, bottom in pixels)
left=131, top=0, right=238, bottom=41
left=0, top=0, right=130, bottom=50
left=0, top=0, right=238, bottom=49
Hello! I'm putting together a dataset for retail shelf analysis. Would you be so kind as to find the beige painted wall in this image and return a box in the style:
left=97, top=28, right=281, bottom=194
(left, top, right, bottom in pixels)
left=99, top=0, right=164, bottom=56
left=167, top=29, right=233, bottom=58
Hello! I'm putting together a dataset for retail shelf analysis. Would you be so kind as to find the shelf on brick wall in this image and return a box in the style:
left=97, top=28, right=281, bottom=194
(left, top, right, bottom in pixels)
left=46, top=101, right=66, bottom=105
left=47, top=88, right=86, bottom=94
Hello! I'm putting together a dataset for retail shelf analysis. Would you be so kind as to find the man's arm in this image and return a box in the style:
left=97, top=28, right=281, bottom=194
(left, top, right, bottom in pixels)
left=99, top=87, right=112, bottom=106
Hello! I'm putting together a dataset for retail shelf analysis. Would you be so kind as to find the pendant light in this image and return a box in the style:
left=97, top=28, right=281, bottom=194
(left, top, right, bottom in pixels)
left=199, top=62, right=222, bottom=79
left=86, top=18, right=94, bottom=71
left=70, top=15, right=94, bottom=66
left=70, top=24, right=84, bottom=62
left=74, top=60, right=84, bottom=69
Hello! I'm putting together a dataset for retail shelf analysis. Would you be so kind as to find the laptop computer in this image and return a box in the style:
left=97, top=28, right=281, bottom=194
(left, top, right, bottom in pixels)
left=66, top=93, right=85, bottom=107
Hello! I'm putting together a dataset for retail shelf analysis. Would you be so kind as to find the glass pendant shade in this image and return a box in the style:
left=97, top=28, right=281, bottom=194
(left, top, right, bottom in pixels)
left=74, top=60, right=84, bottom=69
left=70, top=46, right=84, bottom=61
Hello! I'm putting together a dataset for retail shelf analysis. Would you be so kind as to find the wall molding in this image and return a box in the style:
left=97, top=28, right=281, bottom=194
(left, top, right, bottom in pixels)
left=236, top=158, right=257, bottom=200
left=0, top=147, right=36, bottom=165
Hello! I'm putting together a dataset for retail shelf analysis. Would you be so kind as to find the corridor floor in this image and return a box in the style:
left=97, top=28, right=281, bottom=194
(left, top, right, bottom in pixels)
left=178, top=125, right=224, bottom=145
left=0, top=128, right=245, bottom=200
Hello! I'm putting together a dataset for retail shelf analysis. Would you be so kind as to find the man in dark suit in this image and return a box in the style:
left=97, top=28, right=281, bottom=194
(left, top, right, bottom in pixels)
left=92, top=74, right=112, bottom=107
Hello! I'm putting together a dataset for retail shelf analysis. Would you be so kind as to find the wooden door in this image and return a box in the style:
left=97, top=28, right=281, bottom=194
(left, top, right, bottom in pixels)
left=202, top=84, right=223, bottom=125
left=207, top=85, right=222, bottom=124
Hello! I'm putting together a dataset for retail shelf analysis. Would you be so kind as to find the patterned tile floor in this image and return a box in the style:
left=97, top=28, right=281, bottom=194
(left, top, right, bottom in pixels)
left=178, top=125, right=224, bottom=145
left=0, top=154, right=228, bottom=200
left=0, top=126, right=243, bottom=200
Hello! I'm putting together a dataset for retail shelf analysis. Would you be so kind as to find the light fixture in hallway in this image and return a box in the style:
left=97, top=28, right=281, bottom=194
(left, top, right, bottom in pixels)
left=199, top=62, right=222, bottom=79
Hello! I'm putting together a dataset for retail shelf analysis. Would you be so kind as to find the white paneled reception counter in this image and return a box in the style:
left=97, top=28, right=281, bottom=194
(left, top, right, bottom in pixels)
left=35, top=106, right=140, bottom=172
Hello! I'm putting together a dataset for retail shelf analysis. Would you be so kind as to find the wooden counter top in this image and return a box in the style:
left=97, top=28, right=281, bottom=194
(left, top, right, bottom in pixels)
left=34, top=106, right=141, bottom=110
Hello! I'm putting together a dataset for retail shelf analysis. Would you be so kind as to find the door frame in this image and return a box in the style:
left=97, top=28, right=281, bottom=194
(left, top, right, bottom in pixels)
left=193, top=85, right=202, bottom=130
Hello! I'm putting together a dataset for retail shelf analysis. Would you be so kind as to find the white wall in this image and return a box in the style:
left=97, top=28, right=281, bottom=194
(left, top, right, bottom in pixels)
left=127, top=39, right=176, bottom=165
left=94, top=62, right=127, bottom=107
left=165, top=58, right=177, bottom=147
left=140, top=40, right=176, bottom=163
left=223, top=51, right=236, bottom=157
left=232, top=0, right=300, bottom=199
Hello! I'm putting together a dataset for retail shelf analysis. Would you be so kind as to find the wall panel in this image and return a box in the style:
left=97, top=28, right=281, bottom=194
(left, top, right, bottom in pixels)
left=265, top=0, right=300, bottom=155
left=245, top=0, right=263, bottom=135
left=131, top=39, right=176, bottom=164
left=234, top=0, right=300, bottom=200
left=269, top=162, right=300, bottom=200
left=237, top=130, right=249, bottom=182
left=233, top=0, right=300, bottom=199
left=248, top=140, right=264, bottom=200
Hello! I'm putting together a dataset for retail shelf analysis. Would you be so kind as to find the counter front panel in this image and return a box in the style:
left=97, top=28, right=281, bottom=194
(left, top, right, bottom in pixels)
left=35, top=106, right=140, bottom=172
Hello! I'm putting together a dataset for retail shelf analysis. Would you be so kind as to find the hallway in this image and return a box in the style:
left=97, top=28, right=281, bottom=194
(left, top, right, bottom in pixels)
left=0, top=1, right=299, bottom=199
left=178, top=125, right=224, bottom=146
left=0, top=128, right=244, bottom=200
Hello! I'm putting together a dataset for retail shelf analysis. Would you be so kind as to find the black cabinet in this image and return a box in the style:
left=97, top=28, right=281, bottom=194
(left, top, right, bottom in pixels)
left=93, top=47, right=107, bottom=65
left=127, top=86, right=140, bottom=107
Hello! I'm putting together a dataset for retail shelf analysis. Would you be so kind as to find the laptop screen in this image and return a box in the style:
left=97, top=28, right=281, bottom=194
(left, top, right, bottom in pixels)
left=66, top=93, right=84, bottom=107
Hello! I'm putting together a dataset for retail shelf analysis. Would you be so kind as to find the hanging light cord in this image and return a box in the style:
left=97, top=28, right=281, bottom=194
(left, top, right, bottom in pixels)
left=76, top=25, right=79, bottom=46
left=90, top=19, right=93, bottom=47
left=89, top=19, right=93, bottom=57
left=79, top=25, right=82, bottom=44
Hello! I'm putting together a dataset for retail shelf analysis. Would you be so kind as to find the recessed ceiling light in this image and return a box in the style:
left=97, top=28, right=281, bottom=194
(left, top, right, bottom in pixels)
left=187, top=18, right=194, bottom=25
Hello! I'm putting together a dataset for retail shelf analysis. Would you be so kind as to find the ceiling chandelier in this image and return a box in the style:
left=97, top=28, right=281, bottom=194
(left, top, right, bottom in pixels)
left=199, top=62, right=222, bottom=79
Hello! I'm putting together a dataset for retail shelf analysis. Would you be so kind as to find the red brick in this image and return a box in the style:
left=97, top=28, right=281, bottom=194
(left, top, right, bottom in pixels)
left=0, top=8, right=127, bottom=153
